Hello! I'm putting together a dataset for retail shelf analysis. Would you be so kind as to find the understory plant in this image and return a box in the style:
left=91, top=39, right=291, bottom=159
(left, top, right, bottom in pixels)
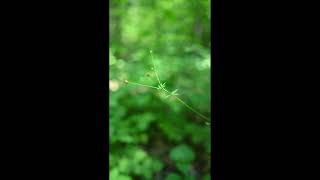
left=124, top=50, right=211, bottom=125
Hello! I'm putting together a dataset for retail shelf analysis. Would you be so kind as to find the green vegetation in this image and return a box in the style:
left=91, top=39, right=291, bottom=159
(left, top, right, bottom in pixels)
left=110, top=0, right=211, bottom=179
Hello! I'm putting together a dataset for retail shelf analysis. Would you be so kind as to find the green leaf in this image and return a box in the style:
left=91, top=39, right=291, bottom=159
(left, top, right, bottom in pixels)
left=185, top=176, right=196, bottom=180
left=118, top=158, right=130, bottom=173
left=110, top=168, right=131, bottom=180
left=117, top=175, right=132, bottom=180
left=169, top=144, right=195, bottom=163
left=109, top=168, right=119, bottom=180
left=165, top=173, right=182, bottom=180
left=176, top=162, right=190, bottom=175
left=203, top=174, right=211, bottom=180
left=110, top=50, right=117, bottom=65
left=152, top=159, right=164, bottom=171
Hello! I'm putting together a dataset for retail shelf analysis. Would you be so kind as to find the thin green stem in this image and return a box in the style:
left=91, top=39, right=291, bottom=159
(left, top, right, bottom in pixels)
left=150, top=50, right=162, bottom=84
left=126, top=50, right=210, bottom=125
left=175, top=96, right=210, bottom=122
left=126, top=80, right=210, bottom=123
left=162, top=88, right=170, bottom=93
left=127, top=81, right=158, bottom=89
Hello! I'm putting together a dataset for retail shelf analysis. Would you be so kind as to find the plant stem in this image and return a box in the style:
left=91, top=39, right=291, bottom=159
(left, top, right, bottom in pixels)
left=174, top=96, right=210, bottom=122
left=126, top=50, right=211, bottom=124
left=126, top=80, right=210, bottom=123
left=127, top=81, right=158, bottom=89
left=150, top=50, right=162, bottom=84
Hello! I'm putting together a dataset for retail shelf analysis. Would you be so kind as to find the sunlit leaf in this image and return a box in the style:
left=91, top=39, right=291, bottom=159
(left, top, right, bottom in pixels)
left=169, top=144, right=195, bottom=163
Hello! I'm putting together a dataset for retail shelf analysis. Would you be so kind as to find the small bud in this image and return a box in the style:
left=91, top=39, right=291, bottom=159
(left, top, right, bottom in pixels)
left=124, top=80, right=128, bottom=84
left=150, top=50, right=153, bottom=54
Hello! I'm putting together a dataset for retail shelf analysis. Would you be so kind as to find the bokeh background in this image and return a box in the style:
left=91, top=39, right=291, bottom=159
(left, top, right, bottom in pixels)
left=109, top=0, right=211, bottom=179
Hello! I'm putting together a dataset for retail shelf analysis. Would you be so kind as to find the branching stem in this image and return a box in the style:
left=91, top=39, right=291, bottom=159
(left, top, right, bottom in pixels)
left=126, top=81, right=210, bottom=123
left=125, top=50, right=211, bottom=124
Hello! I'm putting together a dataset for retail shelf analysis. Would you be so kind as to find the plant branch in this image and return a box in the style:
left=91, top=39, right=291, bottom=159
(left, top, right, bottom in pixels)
left=174, top=96, right=210, bottom=122
left=126, top=80, right=210, bottom=123
left=126, top=81, right=158, bottom=89
left=150, top=50, right=162, bottom=85
left=125, top=50, right=211, bottom=125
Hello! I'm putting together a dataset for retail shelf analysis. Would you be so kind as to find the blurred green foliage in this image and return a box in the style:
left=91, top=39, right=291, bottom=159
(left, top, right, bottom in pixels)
left=110, top=0, right=211, bottom=179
